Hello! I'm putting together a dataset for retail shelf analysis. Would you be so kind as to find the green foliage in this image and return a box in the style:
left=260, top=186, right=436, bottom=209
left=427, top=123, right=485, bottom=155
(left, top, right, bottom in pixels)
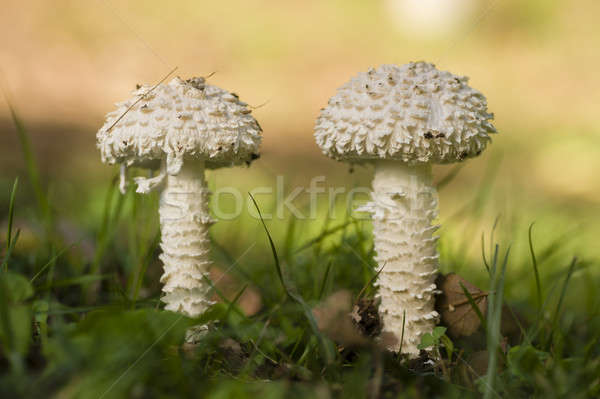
left=0, top=271, right=34, bottom=373
left=417, top=326, right=448, bottom=350
left=1, top=107, right=600, bottom=398
left=482, top=245, right=510, bottom=399
left=507, top=345, right=550, bottom=380
left=250, top=194, right=336, bottom=364
left=44, top=309, right=195, bottom=399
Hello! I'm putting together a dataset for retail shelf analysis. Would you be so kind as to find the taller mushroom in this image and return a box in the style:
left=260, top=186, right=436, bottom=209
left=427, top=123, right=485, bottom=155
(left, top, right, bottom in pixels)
left=314, top=62, right=496, bottom=356
left=97, top=76, right=262, bottom=317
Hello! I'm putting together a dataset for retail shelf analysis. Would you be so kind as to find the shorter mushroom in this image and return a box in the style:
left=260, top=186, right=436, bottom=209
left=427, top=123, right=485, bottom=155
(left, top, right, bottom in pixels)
left=97, top=76, right=262, bottom=317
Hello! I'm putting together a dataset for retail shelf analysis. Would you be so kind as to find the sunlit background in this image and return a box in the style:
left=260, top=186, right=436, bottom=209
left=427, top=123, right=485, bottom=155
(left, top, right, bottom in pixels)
left=1, top=0, right=599, bottom=296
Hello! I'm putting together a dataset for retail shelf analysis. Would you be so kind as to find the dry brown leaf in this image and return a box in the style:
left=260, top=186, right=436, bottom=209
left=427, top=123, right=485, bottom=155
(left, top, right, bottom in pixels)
left=351, top=297, right=382, bottom=338
left=436, top=273, right=488, bottom=339
left=313, top=290, right=368, bottom=346
left=466, top=344, right=507, bottom=378
left=500, top=304, right=527, bottom=344
left=467, top=350, right=490, bottom=377
left=209, top=267, right=263, bottom=316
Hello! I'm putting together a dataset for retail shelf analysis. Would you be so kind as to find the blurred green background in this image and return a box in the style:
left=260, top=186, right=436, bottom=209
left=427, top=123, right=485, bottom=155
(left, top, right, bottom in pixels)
left=1, top=0, right=599, bottom=300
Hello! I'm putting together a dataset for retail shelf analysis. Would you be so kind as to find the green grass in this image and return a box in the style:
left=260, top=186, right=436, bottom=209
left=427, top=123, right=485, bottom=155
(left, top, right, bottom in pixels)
left=1, top=113, right=599, bottom=398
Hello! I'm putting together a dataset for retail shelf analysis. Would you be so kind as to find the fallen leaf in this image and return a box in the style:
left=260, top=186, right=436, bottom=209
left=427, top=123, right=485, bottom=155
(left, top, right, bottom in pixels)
left=467, top=350, right=490, bottom=376
left=209, top=267, right=263, bottom=316
left=436, top=273, right=488, bottom=339
left=351, top=297, right=382, bottom=338
left=466, top=346, right=506, bottom=378
left=313, top=290, right=368, bottom=346
left=218, top=338, right=249, bottom=371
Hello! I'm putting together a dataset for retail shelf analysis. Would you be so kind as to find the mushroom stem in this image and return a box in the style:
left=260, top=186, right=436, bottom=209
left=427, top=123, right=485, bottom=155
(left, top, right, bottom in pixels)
left=365, top=160, right=440, bottom=356
left=159, top=159, right=215, bottom=317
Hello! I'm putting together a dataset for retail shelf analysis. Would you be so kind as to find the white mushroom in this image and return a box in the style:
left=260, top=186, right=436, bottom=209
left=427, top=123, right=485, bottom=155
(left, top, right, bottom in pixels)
left=314, top=62, right=496, bottom=357
left=97, top=76, right=262, bottom=318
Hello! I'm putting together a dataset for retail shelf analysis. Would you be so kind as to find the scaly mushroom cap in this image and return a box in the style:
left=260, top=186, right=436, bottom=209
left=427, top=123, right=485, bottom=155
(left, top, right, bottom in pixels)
left=97, top=77, right=262, bottom=173
left=314, top=62, right=496, bottom=164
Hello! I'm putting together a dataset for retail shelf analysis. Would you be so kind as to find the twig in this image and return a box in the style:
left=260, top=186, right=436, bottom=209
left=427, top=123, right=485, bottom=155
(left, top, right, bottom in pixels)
left=106, top=66, right=178, bottom=133
left=249, top=100, right=270, bottom=110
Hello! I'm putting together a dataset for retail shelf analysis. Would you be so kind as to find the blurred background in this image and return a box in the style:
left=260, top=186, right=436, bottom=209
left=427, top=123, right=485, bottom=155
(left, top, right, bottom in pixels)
left=1, top=0, right=599, bottom=294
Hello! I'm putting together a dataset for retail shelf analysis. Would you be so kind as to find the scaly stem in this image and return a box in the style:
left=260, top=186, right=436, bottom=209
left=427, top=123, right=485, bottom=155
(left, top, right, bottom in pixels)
left=363, top=160, right=440, bottom=356
left=159, top=159, right=214, bottom=317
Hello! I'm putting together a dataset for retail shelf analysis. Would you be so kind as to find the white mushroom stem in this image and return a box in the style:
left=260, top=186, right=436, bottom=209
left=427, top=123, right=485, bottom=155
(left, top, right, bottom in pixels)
left=158, top=159, right=214, bottom=317
left=360, top=160, right=440, bottom=357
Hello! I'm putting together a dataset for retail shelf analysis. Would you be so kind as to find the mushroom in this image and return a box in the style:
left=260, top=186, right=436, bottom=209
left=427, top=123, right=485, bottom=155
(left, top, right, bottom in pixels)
left=314, top=62, right=496, bottom=356
left=97, top=76, right=262, bottom=318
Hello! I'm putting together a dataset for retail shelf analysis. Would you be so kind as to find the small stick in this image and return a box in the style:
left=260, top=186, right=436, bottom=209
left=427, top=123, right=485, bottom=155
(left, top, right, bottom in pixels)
left=444, top=292, right=489, bottom=310
left=106, top=66, right=178, bottom=133
left=249, top=99, right=270, bottom=110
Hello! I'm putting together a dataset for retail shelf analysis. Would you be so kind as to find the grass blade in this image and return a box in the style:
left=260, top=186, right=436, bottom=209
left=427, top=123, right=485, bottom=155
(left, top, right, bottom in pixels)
left=30, top=242, right=78, bottom=283
left=317, top=261, right=333, bottom=300
left=489, top=244, right=499, bottom=279
left=249, top=194, right=283, bottom=285
left=355, top=263, right=385, bottom=303
left=6, top=178, right=18, bottom=251
left=459, top=282, right=487, bottom=330
left=39, top=274, right=110, bottom=290
left=481, top=234, right=490, bottom=273
left=295, top=221, right=353, bottom=253
left=8, top=104, right=52, bottom=232
left=490, top=215, right=501, bottom=262
left=131, top=232, right=160, bottom=305
left=225, top=284, right=249, bottom=319
left=399, top=310, right=406, bottom=356
left=249, top=193, right=335, bottom=364
left=484, top=246, right=510, bottom=399
left=548, top=257, right=577, bottom=346
left=283, top=215, right=297, bottom=261
left=1, top=230, right=20, bottom=272
left=528, top=223, right=542, bottom=311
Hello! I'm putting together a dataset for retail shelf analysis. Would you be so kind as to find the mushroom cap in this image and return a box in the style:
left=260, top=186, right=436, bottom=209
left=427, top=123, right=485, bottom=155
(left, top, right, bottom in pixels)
left=314, top=62, right=496, bottom=164
left=97, top=77, right=262, bottom=170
